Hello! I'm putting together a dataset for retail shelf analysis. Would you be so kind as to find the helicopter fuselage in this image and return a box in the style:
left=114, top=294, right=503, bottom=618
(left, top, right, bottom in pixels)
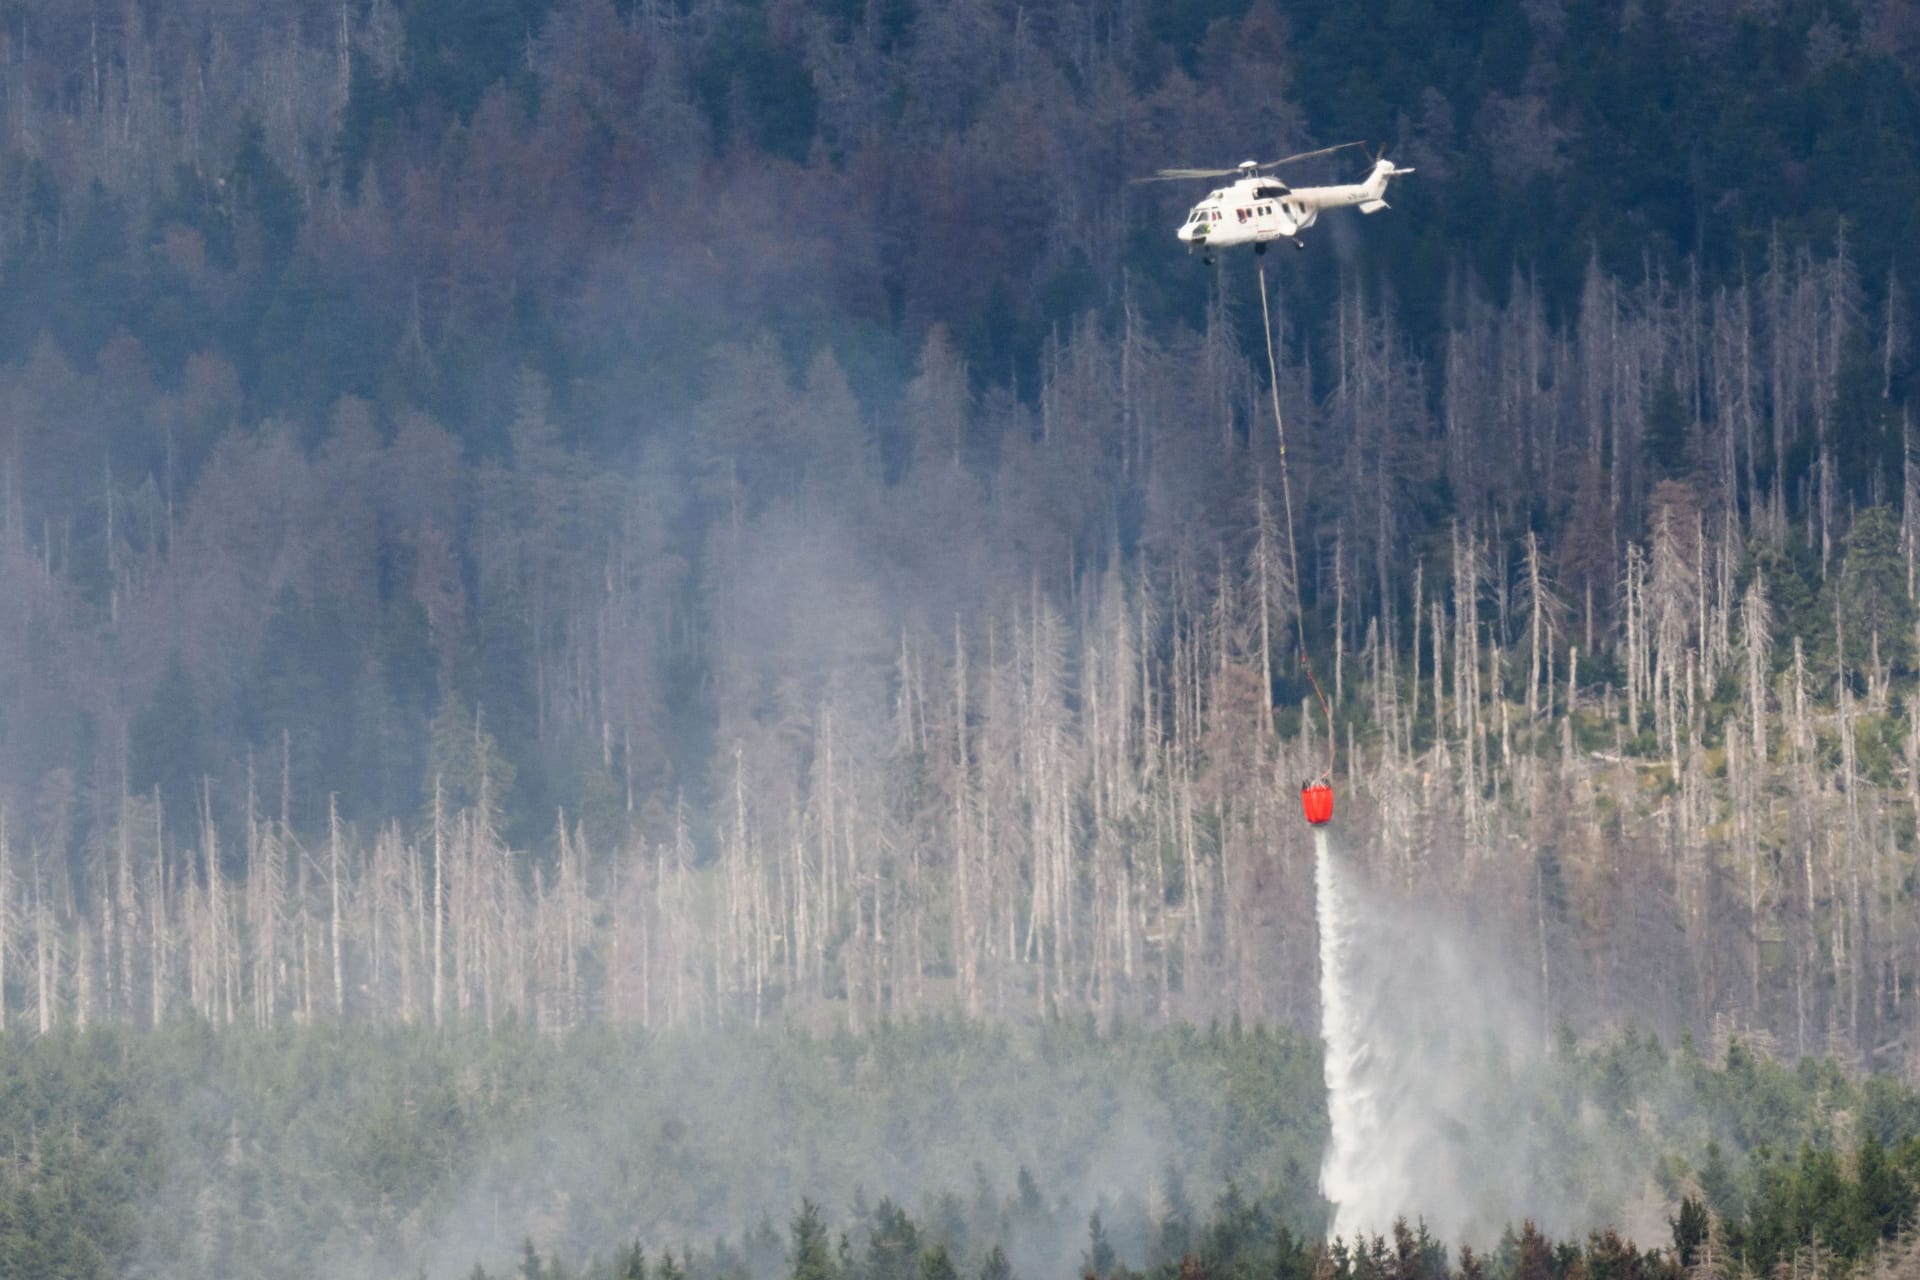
left=1176, top=158, right=1407, bottom=253
left=1178, top=178, right=1314, bottom=250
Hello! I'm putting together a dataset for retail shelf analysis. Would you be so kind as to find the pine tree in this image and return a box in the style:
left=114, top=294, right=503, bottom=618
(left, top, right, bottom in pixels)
left=1830, top=506, right=1914, bottom=672
left=791, top=1201, right=839, bottom=1280
left=1086, top=1212, right=1117, bottom=1279
left=1669, top=1198, right=1709, bottom=1269
left=918, top=1246, right=959, bottom=1280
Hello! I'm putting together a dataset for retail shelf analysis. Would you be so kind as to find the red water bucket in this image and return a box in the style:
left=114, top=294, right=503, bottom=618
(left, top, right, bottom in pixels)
left=1301, top=783, right=1334, bottom=826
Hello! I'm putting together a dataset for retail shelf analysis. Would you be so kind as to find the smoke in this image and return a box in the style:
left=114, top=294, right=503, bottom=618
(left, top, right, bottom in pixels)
left=125, top=1021, right=1327, bottom=1280
left=358, top=1026, right=1279, bottom=1278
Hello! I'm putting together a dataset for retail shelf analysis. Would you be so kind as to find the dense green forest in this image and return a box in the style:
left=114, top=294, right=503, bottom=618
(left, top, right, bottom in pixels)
left=1, top=1018, right=1916, bottom=1279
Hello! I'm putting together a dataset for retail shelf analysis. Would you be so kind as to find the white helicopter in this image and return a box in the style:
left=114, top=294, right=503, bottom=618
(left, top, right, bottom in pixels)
left=1138, top=142, right=1414, bottom=261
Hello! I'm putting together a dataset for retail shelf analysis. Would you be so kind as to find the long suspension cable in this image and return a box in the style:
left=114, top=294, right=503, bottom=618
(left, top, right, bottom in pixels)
left=1258, top=262, right=1334, bottom=785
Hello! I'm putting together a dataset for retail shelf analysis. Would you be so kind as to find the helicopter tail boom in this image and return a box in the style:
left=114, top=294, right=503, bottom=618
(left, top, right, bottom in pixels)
left=1293, top=157, right=1415, bottom=213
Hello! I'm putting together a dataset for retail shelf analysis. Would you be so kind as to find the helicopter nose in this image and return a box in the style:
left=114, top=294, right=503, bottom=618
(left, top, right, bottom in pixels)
left=1177, top=222, right=1194, bottom=242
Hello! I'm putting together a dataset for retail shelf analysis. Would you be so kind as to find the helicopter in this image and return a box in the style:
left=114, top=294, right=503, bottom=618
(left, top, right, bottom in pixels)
left=1137, top=143, right=1414, bottom=262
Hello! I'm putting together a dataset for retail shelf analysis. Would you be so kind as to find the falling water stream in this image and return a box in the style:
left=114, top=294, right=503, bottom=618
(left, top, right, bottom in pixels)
left=1314, top=827, right=1401, bottom=1242
left=1313, top=832, right=1374, bottom=1243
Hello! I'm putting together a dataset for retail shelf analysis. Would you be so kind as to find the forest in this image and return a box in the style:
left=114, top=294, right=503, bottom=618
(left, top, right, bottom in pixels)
left=4, top=1017, right=1920, bottom=1278
left=0, top=0, right=1918, bottom=1273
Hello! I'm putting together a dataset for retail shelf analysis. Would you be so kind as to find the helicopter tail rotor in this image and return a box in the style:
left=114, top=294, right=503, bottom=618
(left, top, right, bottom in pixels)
left=1357, top=150, right=1415, bottom=213
left=1367, top=141, right=1415, bottom=176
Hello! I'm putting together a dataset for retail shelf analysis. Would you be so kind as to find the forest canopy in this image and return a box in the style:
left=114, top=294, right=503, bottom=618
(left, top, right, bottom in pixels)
left=2, top=1018, right=1916, bottom=1279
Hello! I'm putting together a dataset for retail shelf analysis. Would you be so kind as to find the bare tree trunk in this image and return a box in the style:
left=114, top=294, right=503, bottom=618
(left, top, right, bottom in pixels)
left=329, top=795, right=345, bottom=1020
left=197, top=782, right=222, bottom=1025
left=1334, top=526, right=1347, bottom=706
left=1410, top=561, right=1423, bottom=746
left=74, top=922, right=91, bottom=1030
left=33, top=852, right=53, bottom=1034
left=1527, top=532, right=1543, bottom=723
left=0, top=810, right=11, bottom=1031
left=1740, top=576, right=1773, bottom=1021
left=672, top=800, right=691, bottom=1028
left=1625, top=543, right=1643, bottom=739
left=1839, top=671, right=1862, bottom=1054
left=150, top=809, right=167, bottom=1028
left=1253, top=485, right=1280, bottom=738
left=1766, top=230, right=1791, bottom=537
left=403, top=829, right=422, bottom=1024
left=954, top=620, right=978, bottom=1015
left=296, top=812, right=313, bottom=1024
left=116, top=804, right=135, bottom=1022
left=1789, top=635, right=1815, bottom=1055
left=432, top=776, right=444, bottom=1026
left=1431, top=598, right=1447, bottom=761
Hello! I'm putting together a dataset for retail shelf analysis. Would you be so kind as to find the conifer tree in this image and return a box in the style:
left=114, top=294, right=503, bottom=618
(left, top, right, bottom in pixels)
left=791, top=1202, right=839, bottom=1280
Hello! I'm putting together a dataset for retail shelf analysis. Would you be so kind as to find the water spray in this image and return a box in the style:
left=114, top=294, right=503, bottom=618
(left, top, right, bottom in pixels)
left=1315, top=828, right=1377, bottom=1239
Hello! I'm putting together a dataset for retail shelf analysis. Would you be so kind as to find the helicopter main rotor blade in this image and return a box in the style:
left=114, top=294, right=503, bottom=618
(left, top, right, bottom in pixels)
left=1131, top=167, right=1243, bottom=183
left=1130, top=142, right=1367, bottom=184
left=1255, top=140, right=1367, bottom=171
